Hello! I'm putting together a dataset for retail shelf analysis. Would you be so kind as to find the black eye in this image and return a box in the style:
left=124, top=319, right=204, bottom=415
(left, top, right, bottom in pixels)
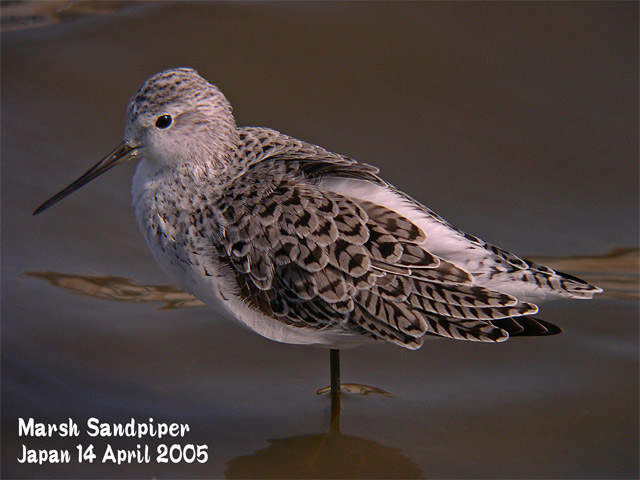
left=155, top=115, right=172, bottom=129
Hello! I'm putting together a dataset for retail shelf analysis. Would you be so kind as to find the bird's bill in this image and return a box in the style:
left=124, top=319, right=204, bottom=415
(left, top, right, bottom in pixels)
left=33, top=142, right=138, bottom=216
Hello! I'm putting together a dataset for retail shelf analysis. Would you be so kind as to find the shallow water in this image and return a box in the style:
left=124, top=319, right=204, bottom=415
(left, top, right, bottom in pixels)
left=2, top=2, right=638, bottom=478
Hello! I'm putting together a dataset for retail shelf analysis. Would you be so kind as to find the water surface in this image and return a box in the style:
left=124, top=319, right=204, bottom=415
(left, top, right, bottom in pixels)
left=2, top=2, right=638, bottom=478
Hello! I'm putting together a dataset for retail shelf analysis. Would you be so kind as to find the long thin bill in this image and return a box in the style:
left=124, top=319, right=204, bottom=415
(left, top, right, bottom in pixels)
left=33, top=142, right=138, bottom=216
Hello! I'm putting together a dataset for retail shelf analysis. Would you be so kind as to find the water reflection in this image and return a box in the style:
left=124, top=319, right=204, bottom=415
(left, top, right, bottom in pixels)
left=0, top=1, right=136, bottom=32
left=316, top=384, right=394, bottom=397
left=24, top=248, right=639, bottom=308
left=24, top=270, right=205, bottom=309
left=529, top=247, right=638, bottom=300
left=224, top=426, right=423, bottom=479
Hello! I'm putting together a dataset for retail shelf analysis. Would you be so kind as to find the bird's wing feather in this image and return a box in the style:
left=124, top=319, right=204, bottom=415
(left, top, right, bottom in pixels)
left=212, top=134, right=552, bottom=348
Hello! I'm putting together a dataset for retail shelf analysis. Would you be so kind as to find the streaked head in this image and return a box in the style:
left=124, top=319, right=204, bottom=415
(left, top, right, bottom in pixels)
left=33, top=68, right=237, bottom=215
left=125, top=68, right=237, bottom=168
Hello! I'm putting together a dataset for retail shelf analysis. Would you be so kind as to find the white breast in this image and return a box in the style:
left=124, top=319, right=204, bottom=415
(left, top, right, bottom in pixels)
left=131, top=159, right=370, bottom=348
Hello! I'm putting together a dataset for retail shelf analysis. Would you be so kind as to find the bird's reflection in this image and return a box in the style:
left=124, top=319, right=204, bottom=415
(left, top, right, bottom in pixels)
left=25, top=271, right=426, bottom=478
left=224, top=421, right=424, bottom=479
left=224, top=378, right=420, bottom=478
left=22, top=248, right=637, bottom=479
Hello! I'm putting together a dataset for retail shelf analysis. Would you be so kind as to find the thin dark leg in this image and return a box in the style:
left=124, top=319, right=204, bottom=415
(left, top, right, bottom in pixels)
left=330, top=349, right=340, bottom=395
left=330, top=349, right=341, bottom=430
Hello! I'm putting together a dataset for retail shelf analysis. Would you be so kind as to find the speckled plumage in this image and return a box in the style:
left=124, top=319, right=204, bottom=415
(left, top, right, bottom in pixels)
left=36, top=68, right=602, bottom=350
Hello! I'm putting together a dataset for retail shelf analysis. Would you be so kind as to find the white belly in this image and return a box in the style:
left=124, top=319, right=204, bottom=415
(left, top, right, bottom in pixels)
left=132, top=163, right=368, bottom=348
left=147, top=235, right=369, bottom=348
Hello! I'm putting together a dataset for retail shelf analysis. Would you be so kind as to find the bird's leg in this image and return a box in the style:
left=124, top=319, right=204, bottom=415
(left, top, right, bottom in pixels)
left=330, top=348, right=341, bottom=430
left=330, top=348, right=341, bottom=395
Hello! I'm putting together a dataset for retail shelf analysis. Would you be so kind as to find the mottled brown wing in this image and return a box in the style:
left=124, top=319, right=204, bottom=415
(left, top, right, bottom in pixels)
left=211, top=152, right=542, bottom=348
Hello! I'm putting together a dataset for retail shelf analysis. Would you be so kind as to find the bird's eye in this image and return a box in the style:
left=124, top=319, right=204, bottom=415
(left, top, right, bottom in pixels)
left=155, top=115, right=172, bottom=129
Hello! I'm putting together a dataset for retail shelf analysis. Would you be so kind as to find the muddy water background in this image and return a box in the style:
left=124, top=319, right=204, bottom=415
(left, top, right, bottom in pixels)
left=2, top=2, right=638, bottom=478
